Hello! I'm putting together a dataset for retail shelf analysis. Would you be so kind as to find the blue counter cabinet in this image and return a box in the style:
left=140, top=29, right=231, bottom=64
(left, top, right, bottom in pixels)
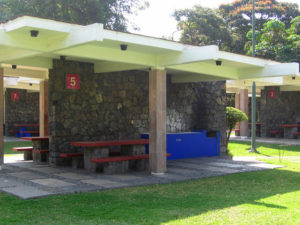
left=141, top=130, right=220, bottom=160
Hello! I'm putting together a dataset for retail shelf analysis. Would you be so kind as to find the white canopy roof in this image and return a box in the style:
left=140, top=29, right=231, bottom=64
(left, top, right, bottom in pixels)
left=0, top=16, right=299, bottom=90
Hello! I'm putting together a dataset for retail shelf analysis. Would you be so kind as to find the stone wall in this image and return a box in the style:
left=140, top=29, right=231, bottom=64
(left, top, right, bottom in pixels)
left=5, top=88, right=39, bottom=136
left=261, top=86, right=300, bottom=137
left=49, top=60, right=227, bottom=165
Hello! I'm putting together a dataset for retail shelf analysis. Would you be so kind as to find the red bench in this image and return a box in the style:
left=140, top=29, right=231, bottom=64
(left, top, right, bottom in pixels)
left=270, top=130, right=282, bottom=134
left=270, top=130, right=283, bottom=138
left=12, top=147, right=33, bottom=160
left=12, top=147, right=33, bottom=152
left=60, top=152, right=83, bottom=158
left=91, top=153, right=171, bottom=163
left=293, top=132, right=300, bottom=139
left=35, top=149, right=49, bottom=154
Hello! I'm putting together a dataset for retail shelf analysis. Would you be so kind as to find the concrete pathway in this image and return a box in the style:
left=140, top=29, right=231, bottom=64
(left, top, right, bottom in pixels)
left=230, top=136, right=300, bottom=146
left=0, top=156, right=281, bottom=199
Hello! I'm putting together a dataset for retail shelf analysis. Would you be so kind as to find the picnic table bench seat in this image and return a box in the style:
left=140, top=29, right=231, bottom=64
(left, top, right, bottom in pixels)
left=90, top=153, right=171, bottom=174
left=270, top=130, right=282, bottom=134
left=60, top=152, right=83, bottom=158
left=35, top=149, right=49, bottom=154
left=91, top=153, right=171, bottom=163
left=12, top=146, right=33, bottom=160
left=12, top=147, right=33, bottom=152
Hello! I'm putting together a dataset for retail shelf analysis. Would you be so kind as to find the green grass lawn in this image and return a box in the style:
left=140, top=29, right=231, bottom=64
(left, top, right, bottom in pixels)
left=4, top=141, right=32, bottom=155
left=0, top=141, right=299, bottom=225
left=228, top=140, right=300, bottom=157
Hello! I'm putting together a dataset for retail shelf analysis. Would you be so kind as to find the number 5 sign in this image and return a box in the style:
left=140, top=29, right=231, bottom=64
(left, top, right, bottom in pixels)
left=66, top=74, right=80, bottom=89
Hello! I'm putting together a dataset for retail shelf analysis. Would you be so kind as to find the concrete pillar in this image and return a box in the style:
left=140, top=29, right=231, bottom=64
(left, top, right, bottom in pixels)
left=240, top=89, right=249, bottom=138
left=0, top=68, right=4, bottom=168
left=149, top=69, right=167, bottom=175
left=235, top=93, right=240, bottom=109
left=39, top=80, right=49, bottom=136
left=234, top=93, right=241, bottom=132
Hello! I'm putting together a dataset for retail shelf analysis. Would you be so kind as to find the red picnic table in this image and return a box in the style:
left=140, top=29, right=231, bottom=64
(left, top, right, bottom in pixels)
left=279, top=124, right=300, bottom=139
left=21, top=136, right=49, bottom=162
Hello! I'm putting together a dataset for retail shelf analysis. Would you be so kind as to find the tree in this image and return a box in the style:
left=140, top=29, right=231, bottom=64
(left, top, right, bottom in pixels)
left=219, top=0, right=300, bottom=53
left=245, top=17, right=300, bottom=63
left=226, top=107, right=248, bottom=151
left=173, top=6, right=233, bottom=51
left=0, top=0, right=148, bottom=31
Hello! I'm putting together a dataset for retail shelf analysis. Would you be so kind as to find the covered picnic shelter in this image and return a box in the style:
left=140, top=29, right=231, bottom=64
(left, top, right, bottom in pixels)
left=0, top=16, right=299, bottom=174
left=227, top=74, right=300, bottom=138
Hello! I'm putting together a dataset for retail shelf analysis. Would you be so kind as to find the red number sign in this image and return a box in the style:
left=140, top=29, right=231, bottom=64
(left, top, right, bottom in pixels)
left=66, top=74, right=80, bottom=89
left=11, top=92, right=19, bottom=101
left=269, top=90, right=275, bottom=99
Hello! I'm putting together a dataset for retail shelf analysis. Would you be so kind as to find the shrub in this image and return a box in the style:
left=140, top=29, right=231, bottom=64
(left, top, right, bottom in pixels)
left=226, top=107, right=248, bottom=151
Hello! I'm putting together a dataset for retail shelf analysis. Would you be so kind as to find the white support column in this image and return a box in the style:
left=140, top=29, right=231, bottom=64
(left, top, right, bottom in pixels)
left=149, top=69, right=167, bottom=175
left=39, top=80, right=49, bottom=136
left=240, top=89, right=249, bottom=138
left=0, top=68, right=4, bottom=169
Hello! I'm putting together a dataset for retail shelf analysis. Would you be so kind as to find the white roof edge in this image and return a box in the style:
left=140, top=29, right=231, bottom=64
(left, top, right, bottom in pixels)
left=3, top=16, right=83, bottom=33
left=102, top=30, right=184, bottom=51
left=217, top=51, right=281, bottom=67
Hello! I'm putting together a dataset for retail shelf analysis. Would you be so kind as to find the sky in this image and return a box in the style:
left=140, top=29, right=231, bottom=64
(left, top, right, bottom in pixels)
left=128, top=0, right=300, bottom=39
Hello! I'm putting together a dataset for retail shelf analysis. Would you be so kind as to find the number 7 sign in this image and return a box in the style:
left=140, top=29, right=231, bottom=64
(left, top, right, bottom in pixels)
left=66, top=74, right=80, bottom=89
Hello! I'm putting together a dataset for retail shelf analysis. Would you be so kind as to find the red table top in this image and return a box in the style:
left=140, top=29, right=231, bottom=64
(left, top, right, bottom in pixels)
left=71, top=139, right=149, bottom=147
left=279, top=124, right=300, bottom=128
left=21, top=136, right=49, bottom=141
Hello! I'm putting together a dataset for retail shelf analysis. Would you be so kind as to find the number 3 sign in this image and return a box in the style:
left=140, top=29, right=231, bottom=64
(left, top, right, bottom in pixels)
left=66, top=74, right=80, bottom=89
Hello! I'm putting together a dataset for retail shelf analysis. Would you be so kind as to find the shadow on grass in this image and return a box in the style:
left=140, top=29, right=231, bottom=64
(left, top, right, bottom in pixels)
left=0, top=166, right=299, bottom=224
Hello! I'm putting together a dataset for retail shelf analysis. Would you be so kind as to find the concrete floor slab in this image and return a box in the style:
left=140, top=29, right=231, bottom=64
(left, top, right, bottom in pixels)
left=30, top=178, right=76, bottom=188
left=205, top=162, right=247, bottom=168
left=30, top=167, right=64, bottom=174
left=2, top=185, right=53, bottom=199
left=0, top=155, right=284, bottom=199
left=55, top=172, right=93, bottom=180
left=0, top=177, right=19, bottom=188
left=81, top=179, right=124, bottom=188
left=9, top=171, right=47, bottom=180
left=106, top=174, right=143, bottom=181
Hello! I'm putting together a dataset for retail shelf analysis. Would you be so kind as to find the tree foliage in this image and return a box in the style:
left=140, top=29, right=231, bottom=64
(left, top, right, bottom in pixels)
left=0, top=0, right=148, bottom=31
left=226, top=107, right=248, bottom=150
left=245, top=16, right=300, bottom=63
left=173, top=6, right=233, bottom=51
left=174, top=0, right=299, bottom=54
left=219, top=0, right=300, bottom=53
